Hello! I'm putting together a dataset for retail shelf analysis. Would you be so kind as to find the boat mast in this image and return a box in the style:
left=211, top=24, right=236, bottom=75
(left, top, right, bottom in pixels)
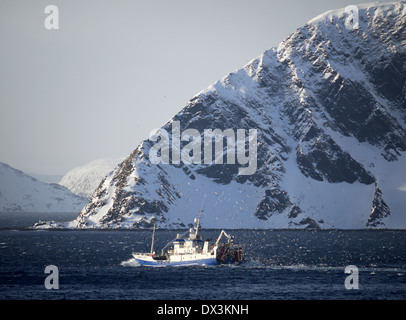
left=194, top=197, right=205, bottom=235
left=150, top=222, right=156, bottom=254
left=195, top=209, right=202, bottom=234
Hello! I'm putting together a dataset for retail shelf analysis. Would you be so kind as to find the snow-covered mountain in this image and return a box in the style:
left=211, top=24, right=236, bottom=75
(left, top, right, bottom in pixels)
left=59, top=157, right=124, bottom=199
left=72, top=2, right=406, bottom=229
left=0, top=162, right=87, bottom=213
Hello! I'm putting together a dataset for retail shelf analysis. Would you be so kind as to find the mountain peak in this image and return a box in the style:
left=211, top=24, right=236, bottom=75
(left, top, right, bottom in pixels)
left=307, top=1, right=404, bottom=25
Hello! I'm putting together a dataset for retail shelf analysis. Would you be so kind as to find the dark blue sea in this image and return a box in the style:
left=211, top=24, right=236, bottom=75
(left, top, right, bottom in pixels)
left=0, top=213, right=406, bottom=301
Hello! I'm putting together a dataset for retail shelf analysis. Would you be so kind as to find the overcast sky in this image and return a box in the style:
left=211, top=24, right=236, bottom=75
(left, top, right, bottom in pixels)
left=0, top=0, right=394, bottom=175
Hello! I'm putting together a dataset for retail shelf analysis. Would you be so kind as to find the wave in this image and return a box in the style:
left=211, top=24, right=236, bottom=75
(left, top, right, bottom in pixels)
left=120, top=258, right=141, bottom=267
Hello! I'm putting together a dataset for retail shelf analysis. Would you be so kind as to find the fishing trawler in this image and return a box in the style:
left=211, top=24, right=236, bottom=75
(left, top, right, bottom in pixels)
left=132, top=212, right=243, bottom=267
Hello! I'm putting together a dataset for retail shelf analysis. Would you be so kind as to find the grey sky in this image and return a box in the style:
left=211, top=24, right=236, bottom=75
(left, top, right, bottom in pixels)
left=0, top=0, right=394, bottom=175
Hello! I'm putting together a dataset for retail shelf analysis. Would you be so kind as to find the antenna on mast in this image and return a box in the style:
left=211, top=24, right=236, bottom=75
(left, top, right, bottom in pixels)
left=194, top=196, right=205, bottom=234
left=150, top=220, right=156, bottom=255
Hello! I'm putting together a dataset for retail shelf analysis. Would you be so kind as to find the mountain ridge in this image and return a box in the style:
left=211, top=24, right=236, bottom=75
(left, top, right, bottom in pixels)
left=59, top=157, right=125, bottom=199
left=0, top=162, right=87, bottom=213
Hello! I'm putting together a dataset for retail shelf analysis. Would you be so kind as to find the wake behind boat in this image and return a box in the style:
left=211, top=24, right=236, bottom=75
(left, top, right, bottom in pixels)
left=132, top=212, right=243, bottom=267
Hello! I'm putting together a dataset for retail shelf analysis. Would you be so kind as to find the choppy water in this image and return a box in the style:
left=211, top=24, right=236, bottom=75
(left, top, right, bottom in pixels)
left=0, top=213, right=405, bottom=300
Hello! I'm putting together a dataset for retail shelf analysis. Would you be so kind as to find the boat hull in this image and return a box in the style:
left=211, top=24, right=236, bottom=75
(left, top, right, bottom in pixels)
left=132, top=253, right=217, bottom=267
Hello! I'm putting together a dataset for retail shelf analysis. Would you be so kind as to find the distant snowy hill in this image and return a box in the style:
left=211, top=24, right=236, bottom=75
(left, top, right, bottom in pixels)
left=59, top=157, right=124, bottom=199
left=0, top=162, right=87, bottom=213
left=71, top=2, right=406, bottom=229
left=25, top=172, right=63, bottom=184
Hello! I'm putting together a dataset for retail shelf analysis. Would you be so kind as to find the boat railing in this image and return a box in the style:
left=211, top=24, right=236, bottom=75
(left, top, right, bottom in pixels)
left=132, top=252, right=153, bottom=256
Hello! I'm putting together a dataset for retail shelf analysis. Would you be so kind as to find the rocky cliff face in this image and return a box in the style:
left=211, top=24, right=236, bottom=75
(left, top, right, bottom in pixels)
left=73, top=2, right=406, bottom=229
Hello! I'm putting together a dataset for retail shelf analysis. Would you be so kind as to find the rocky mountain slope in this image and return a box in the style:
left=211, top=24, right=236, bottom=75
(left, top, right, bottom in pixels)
left=0, top=162, right=87, bottom=213
left=72, top=2, right=406, bottom=229
left=59, top=157, right=124, bottom=199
